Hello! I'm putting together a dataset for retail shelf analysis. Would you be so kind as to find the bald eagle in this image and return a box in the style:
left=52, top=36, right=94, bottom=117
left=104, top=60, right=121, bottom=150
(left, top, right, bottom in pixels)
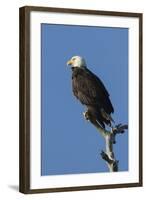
left=67, top=56, right=114, bottom=128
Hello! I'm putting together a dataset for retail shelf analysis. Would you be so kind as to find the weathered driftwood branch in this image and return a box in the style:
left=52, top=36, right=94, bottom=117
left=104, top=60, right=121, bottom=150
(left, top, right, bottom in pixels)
left=83, top=112, right=128, bottom=172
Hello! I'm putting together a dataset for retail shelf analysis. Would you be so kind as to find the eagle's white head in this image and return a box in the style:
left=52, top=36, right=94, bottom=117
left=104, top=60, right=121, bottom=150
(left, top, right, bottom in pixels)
left=67, top=56, right=87, bottom=68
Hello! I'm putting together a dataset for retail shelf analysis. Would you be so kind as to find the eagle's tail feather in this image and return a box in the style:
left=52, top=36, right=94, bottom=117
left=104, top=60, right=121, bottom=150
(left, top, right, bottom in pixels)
left=87, top=106, right=114, bottom=129
left=96, top=119, right=105, bottom=129
left=101, top=108, right=115, bottom=123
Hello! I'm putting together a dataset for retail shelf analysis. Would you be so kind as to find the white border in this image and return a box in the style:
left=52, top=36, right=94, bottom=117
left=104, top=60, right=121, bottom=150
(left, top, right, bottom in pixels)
left=30, top=11, right=139, bottom=189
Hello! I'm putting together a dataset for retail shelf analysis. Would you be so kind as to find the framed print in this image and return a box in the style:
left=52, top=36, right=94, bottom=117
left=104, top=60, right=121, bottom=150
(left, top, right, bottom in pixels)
left=19, top=6, right=143, bottom=194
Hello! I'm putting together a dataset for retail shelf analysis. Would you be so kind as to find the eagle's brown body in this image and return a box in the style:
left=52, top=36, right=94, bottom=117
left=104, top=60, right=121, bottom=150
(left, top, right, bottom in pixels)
left=72, top=66, right=114, bottom=128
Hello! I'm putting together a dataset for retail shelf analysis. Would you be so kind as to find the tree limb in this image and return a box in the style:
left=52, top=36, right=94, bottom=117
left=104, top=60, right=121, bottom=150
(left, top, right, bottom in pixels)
left=83, top=112, right=128, bottom=172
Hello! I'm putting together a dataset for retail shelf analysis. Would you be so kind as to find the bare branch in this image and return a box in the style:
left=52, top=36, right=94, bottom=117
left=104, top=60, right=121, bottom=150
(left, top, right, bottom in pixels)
left=100, top=151, right=119, bottom=172
left=100, top=151, right=114, bottom=164
left=112, top=124, right=128, bottom=134
left=83, top=112, right=128, bottom=172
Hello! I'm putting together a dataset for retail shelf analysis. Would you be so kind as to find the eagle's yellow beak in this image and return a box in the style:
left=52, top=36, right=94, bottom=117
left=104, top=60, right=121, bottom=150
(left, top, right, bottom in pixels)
left=67, top=59, right=73, bottom=66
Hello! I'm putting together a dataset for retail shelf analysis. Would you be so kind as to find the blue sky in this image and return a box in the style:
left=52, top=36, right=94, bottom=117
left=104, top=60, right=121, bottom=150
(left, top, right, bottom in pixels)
left=41, top=24, right=128, bottom=175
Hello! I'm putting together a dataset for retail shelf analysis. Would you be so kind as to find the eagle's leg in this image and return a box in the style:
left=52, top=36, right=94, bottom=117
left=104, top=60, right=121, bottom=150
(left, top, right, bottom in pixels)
left=83, top=111, right=90, bottom=121
left=83, top=109, right=105, bottom=130
left=83, top=109, right=96, bottom=123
